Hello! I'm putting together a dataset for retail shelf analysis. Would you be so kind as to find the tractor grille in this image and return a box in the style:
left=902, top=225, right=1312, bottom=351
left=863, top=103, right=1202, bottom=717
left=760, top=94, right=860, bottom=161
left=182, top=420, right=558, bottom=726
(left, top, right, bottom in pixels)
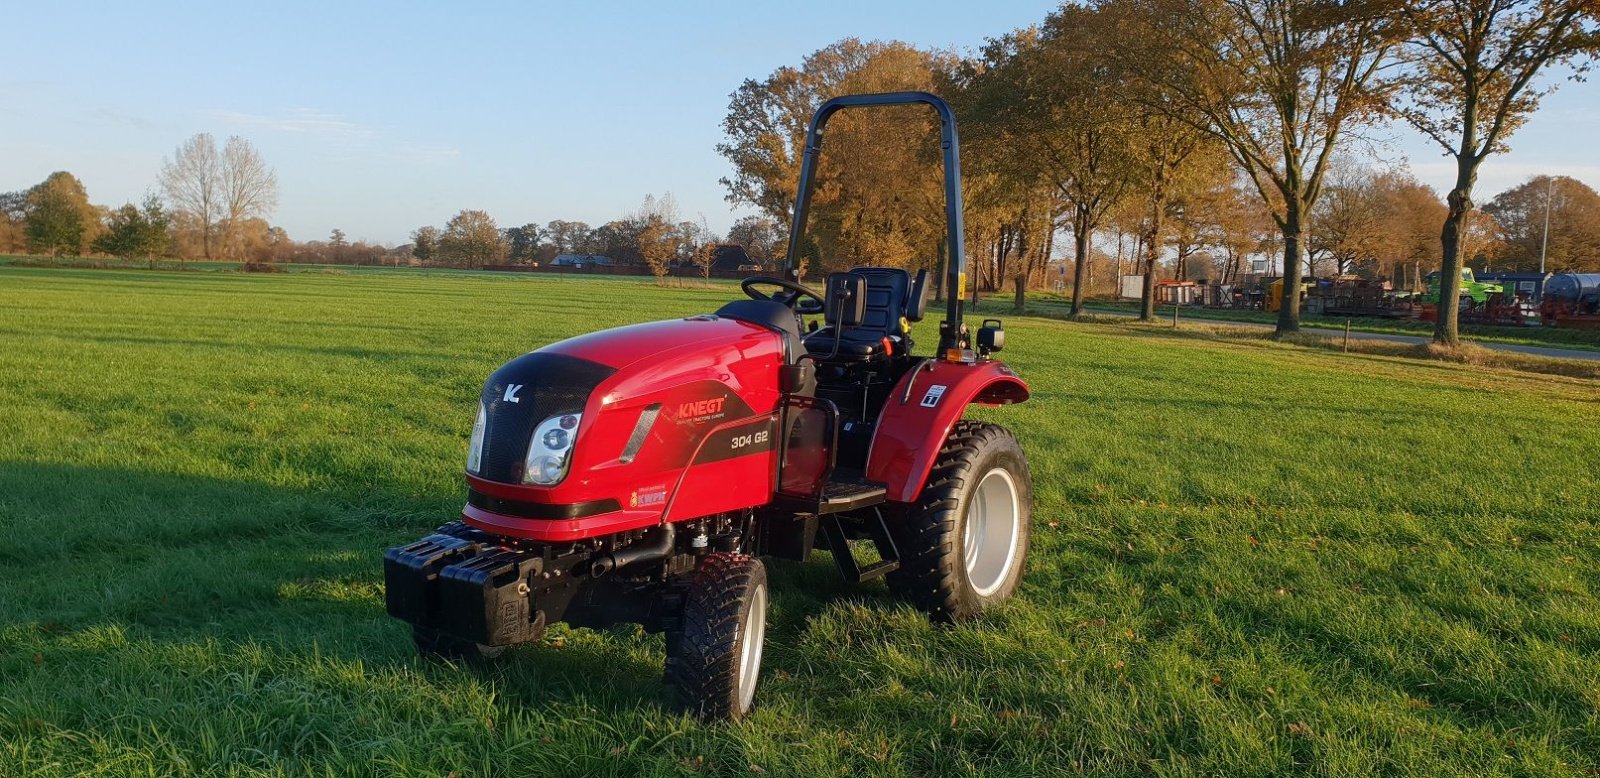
left=475, top=352, right=615, bottom=484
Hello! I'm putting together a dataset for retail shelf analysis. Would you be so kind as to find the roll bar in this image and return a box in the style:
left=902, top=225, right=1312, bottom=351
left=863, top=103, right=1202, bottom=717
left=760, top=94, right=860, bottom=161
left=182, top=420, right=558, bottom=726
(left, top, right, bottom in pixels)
left=781, top=91, right=967, bottom=352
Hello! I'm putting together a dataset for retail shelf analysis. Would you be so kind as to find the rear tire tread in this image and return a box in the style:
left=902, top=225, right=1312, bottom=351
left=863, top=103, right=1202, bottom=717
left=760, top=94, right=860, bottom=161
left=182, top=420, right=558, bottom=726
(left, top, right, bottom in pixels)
left=887, top=421, right=1029, bottom=622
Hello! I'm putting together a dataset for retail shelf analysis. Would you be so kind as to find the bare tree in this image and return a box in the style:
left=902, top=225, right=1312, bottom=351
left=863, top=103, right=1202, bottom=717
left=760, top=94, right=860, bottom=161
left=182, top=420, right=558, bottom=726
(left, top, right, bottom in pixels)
left=160, top=134, right=222, bottom=259
left=221, top=137, right=278, bottom=259
left=1395, top=0, right=1599, bottom=345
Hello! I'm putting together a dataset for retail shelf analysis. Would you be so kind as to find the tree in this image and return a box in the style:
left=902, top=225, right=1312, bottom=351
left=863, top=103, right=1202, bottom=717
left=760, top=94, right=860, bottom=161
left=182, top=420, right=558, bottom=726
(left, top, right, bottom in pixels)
left=632, top=194, right=681, bottom=281
left=505, top=223, right=543, bottom=263
left=329, top=228, right=348, bottom=263
left=220, top=136, right=278, bottom=258
left=93, top=194, right=172, bottom=267
left=0, top=189, right=28, bottom=253
left=543, top=220, right=593, bottom=255
left=1120, top=0, right=1399, bottom=334
left=1484, top=175, right=1600, bottom=272
left=718, top=39, right=953, bottom=276
left=25, top=171, right=99, bottom=256
left=1396, top=0, right=1600, bottom=345
left=411, top=226, right=439, bottom=262
left=437, top=210, right=505, bottom=267
left=725, top=214, right=786, bottom=268
left=160, top=134, right=222, bottom=259
left=1309, top=161, right=1389, bottom=276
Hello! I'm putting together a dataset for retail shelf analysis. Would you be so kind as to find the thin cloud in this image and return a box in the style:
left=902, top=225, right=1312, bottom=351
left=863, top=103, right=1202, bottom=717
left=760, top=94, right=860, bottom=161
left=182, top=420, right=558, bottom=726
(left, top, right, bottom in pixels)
left=208, top=108, right=375, bottom=137
left=398, top=143, right=462, bottom=160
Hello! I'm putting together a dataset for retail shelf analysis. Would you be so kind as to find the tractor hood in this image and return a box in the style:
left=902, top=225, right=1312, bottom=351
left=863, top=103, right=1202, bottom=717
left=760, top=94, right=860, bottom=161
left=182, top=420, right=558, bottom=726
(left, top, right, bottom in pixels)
left=467, top=315, right=786, bottom=489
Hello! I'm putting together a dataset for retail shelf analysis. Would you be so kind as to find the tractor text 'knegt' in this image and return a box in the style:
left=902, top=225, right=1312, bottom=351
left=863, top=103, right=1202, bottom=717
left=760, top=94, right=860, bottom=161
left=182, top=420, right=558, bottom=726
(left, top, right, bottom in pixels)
left=384, top=93, right=1034, bottom=721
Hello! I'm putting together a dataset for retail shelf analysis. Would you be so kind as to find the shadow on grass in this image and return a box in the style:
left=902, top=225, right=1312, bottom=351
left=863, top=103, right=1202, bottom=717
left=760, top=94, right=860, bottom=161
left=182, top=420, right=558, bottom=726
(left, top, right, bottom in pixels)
left=0, top=462, right=868, bottom=723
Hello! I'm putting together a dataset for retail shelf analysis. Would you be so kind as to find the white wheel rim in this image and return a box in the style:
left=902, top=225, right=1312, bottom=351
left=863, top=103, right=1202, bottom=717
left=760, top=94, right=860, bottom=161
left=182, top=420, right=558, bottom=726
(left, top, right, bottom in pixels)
left=963, top=467, right=1021, bottom=597
left=736, top=581, right=767, bottom=713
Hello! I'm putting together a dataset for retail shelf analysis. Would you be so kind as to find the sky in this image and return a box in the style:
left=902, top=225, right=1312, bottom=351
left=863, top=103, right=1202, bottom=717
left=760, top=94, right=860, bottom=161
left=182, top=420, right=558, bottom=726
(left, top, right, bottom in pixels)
left=4, top=1, right=1598, bottom=247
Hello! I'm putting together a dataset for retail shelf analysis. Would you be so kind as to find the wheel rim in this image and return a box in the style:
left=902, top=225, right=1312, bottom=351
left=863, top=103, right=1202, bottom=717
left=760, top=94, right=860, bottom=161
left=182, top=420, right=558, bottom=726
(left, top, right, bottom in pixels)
left=736, top=582, right=768, bottom=713
left=962, top=467, right=1021, bottom=597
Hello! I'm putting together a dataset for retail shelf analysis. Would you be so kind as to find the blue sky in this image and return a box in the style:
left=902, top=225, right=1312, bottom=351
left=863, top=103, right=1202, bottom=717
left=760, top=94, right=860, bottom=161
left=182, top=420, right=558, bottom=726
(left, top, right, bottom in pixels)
left=4, top=1, right=1597, bottom=246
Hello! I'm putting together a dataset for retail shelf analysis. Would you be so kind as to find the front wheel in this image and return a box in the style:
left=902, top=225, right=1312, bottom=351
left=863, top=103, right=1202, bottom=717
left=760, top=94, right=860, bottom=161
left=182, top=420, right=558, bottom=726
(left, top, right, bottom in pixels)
left=666, top=552, right=769, bottom=721
left=888, top=421, right=1032, bottom=622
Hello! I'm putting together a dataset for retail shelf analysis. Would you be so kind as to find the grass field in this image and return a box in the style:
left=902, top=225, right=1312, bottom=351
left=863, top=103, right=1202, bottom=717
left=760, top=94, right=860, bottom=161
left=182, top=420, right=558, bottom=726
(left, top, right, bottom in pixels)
left=2, top=266, right=1598, bottom=777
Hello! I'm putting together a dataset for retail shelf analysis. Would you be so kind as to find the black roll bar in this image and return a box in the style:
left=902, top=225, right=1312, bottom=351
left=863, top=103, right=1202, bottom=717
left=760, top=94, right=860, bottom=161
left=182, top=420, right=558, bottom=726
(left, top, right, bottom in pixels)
left=781, top=91, right=967, bottom=352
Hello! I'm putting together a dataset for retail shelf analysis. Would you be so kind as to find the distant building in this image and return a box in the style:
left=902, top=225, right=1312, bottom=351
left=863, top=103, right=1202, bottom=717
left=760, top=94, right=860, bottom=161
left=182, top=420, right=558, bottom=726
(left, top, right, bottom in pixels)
left=709, top=244, right=760, bottom=272
left=549, top=254, right=612, bottom=268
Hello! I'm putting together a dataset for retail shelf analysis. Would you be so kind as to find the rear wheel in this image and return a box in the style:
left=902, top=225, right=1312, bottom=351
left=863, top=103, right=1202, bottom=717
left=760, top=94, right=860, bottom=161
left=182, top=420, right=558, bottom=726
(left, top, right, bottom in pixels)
left=412, top=626, right=505, bottom=664
left=888, top=421, right=1032, bottom=622
left=666, top=552, right=769, bottom=721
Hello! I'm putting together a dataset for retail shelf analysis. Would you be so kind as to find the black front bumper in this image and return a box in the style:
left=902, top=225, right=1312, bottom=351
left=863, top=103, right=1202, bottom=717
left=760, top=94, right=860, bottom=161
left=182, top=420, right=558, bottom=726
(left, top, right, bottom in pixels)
left=383, top=522, right=546, bottom=646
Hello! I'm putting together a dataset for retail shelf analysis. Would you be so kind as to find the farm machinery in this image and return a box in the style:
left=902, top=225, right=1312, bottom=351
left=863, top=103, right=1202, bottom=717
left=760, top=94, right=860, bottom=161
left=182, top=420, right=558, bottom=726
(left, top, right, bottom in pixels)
left=383, top=93, right=1033, bottom=721
left=1541, top=273, right=1600, bottom=329
left=1417, top=268, right=1534, bottom=326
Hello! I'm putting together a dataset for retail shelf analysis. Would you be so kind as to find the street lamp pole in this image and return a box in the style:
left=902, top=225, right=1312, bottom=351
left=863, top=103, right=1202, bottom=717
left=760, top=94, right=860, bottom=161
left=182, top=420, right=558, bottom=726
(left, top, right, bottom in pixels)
left=1539, top=176, right=1554, bottom=274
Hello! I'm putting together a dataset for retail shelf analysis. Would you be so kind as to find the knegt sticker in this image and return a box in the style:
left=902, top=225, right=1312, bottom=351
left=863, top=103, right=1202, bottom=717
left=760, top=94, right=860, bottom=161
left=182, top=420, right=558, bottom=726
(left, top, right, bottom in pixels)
left=920, top=384, right=947, bottom=408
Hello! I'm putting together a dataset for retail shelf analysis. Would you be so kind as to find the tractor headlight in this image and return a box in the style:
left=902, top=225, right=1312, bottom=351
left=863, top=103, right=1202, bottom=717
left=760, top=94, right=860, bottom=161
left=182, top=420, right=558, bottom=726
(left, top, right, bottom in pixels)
left=524, top=413, right=581, bottom=485
left=466, top=402, right=487, bottom=474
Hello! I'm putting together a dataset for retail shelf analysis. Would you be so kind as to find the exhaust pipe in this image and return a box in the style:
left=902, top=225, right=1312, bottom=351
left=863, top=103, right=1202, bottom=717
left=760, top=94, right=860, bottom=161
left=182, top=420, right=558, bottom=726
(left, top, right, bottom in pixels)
left=589, top=525, right=674, bottom=578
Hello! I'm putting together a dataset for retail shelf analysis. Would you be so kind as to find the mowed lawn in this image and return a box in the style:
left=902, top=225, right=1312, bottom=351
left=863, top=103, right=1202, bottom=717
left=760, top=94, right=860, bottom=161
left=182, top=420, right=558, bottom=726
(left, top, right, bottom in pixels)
left=2, top=266, right=1598, bottom=777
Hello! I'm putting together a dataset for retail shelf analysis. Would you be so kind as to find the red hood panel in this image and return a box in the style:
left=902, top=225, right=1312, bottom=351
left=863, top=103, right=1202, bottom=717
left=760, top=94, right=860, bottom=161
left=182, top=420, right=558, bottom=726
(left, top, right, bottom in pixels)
left=542, top=317, right=763, bottom=371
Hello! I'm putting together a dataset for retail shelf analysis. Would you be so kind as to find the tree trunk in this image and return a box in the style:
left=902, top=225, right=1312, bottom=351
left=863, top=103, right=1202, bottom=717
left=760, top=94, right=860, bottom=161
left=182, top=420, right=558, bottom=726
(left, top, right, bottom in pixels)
left=1139, top=168, right=1168, bottom=320
left=1276, top=196, right=1305, bottom=335
left=1139, top=207, right=1163, bottom=321
left=1069, top=206, right=1091, bottom=318
left=1435, top=155, right=1477, bottom=347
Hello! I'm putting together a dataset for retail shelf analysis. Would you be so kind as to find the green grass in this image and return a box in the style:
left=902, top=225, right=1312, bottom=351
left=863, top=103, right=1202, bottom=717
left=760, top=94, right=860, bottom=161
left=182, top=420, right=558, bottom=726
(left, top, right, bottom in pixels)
left=2, top=266, right=1598, bottom=777
left=1004, top=292, right=1600, bottom=353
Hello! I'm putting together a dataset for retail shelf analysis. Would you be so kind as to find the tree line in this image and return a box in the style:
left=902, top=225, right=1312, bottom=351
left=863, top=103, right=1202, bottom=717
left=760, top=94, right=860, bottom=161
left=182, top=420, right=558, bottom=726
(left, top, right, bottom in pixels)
left=406, top=197, right=788, bottom=280
left=715, top=0, right=1599, bottom=345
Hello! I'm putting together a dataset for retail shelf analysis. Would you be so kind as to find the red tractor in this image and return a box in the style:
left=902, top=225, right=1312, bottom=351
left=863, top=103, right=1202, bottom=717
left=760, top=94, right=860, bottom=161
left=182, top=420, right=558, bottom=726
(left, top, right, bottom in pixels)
left=384, top=93, right=1033, bottom=720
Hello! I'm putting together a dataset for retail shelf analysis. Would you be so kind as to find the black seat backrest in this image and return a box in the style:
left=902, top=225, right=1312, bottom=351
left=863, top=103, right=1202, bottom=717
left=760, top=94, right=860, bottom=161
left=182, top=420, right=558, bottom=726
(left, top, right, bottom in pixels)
left=847, top=267, right=911, bottom=338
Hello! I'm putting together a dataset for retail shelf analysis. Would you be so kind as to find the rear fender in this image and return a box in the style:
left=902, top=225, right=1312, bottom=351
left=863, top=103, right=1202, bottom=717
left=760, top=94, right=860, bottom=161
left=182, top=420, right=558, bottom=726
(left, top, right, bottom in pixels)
left=866, top=359, right=1029, bottom=503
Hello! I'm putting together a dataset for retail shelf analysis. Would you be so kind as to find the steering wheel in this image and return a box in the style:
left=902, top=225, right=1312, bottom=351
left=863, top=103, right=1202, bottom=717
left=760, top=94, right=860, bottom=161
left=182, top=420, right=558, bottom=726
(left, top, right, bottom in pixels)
left=741, top=276, right=825, bottom=315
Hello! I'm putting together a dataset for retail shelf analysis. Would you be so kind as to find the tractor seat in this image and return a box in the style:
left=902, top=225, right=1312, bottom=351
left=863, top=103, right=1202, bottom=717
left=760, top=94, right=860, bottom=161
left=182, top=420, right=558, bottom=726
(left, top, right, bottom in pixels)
left=715, top=299, right=804, bottom=362
left=803, top=267, right=912, bottom=362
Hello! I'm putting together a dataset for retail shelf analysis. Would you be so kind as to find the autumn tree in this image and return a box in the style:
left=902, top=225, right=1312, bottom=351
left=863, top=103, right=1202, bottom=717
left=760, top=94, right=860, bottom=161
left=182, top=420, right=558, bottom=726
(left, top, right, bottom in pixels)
left=93, top=195, right=172, bottom=267
left=965, top=18, right=1135, bottom=316
left=1396, top=0, right=1599, bottom=344
left=437, top=210, right=506, bottom=267
left=1309, top=161, right=1389, bottom=276
left=1119, top=0, right=1398, bottom=334
left=632, top=193, right=681, bottom=282
left=719, top=39, right=952, bottom=276
left=25, top=171, right=99, bottom=256
left=1484, top=175, right=1600, bottom=272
